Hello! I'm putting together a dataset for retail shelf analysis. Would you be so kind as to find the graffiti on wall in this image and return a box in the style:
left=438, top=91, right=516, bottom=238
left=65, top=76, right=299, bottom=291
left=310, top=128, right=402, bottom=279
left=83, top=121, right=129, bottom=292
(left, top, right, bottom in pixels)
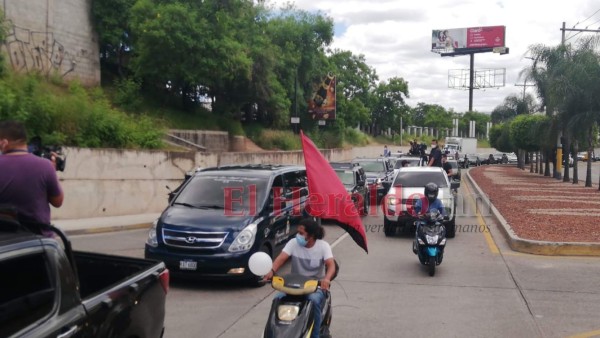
left=3, top=21, right=80, bottom=78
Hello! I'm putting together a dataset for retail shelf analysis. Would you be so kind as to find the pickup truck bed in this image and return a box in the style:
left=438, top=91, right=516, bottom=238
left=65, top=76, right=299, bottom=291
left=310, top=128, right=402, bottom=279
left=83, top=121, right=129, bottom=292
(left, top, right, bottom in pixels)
left=0, top=228, right=169, bottom=338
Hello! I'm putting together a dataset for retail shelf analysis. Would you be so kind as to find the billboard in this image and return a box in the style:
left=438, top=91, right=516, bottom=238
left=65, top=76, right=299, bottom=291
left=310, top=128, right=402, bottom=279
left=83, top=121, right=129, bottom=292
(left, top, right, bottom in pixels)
left=432, top=26, right=505, bottom=53
left=308, top=72, right=336, bottom=120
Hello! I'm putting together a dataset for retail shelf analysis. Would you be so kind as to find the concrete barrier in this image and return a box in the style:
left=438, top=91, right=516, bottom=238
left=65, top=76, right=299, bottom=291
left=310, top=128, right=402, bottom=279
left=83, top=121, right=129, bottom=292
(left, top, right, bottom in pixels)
left=53, top=145, right=497, bottom=220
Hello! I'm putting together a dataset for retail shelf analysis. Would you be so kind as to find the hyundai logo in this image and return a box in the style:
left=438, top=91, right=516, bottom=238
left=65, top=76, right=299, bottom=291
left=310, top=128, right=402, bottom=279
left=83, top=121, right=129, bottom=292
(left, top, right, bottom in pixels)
left=185, top=236, right=197, bottom=244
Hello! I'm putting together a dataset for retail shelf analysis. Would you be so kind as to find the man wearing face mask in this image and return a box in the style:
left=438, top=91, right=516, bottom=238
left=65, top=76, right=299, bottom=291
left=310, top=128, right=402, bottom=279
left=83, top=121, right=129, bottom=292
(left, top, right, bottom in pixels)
left=263, top=218, right=335, bottom=338
left=428, top=139, right=443, bottom=167
left=0, top=120, right=64, bottom=232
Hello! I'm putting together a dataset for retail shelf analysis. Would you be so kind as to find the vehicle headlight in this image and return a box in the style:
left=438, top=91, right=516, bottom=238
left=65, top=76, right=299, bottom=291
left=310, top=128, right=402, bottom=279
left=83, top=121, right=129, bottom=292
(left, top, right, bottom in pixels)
left=425, top=235, right=439, bottom=245
left=440, top=238, right=447, bottom=246
left=278, top=305, right=300, bottom=321
left=376, top=178, right=382, bottom=185
left=418, top=238, right=425, bottom=245
left=229, top=222, right=258, bottom=252
left=146, top=219, right=159, bottom=247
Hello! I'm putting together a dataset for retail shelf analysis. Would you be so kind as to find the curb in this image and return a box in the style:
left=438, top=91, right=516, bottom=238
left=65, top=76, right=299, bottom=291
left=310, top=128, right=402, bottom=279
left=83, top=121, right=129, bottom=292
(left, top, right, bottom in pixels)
left=465, top=168, right=600, bottom=257
left=64, top=222, right=152, bottom=236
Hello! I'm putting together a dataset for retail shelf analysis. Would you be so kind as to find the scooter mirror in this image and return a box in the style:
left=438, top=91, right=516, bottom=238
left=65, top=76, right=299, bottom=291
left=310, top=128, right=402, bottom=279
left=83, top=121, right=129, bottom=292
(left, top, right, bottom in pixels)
left=248, top=252, right=273, bottom=276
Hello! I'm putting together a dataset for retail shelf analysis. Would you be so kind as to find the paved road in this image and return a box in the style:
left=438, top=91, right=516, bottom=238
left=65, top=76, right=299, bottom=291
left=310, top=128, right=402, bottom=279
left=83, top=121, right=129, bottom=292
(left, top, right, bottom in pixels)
left=71, top=174, right=600, bottom=338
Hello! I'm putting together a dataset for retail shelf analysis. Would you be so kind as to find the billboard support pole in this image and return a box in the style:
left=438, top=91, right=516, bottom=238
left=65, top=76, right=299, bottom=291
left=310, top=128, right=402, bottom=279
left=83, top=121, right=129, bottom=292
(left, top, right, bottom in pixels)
left=469, top=52, right=474, bottom=112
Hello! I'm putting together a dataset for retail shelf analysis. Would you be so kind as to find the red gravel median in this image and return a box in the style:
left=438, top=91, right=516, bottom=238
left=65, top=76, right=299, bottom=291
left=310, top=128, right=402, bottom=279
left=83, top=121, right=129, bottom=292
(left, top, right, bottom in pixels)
left=469, top=165, right=600, bottom=243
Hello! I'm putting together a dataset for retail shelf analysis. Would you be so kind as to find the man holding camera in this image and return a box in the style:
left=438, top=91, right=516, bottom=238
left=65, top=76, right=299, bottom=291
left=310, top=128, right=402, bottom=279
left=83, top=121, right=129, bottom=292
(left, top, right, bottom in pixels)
left=0, top=120, right=64, bottom=228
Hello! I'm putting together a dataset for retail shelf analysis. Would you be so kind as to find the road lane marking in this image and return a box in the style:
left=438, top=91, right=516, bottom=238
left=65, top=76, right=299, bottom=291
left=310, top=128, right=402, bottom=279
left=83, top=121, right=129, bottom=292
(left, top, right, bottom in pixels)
left=463, top=180, right=500, bottom=254
left=567, top=329, right=600, bottom=338
left=331, top=232, right=349, bottom=249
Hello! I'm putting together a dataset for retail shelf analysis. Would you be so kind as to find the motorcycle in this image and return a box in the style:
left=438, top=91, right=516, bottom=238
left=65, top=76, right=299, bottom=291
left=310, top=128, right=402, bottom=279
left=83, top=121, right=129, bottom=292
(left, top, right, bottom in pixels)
left=248, top=252, right=337, bottom=338
left=412, top=210, right=448, bottom=276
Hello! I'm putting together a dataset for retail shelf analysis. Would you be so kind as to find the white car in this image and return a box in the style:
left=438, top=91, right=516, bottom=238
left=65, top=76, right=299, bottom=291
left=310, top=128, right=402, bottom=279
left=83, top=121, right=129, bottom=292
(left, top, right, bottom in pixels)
left=383, top=167, right=458, bottom=238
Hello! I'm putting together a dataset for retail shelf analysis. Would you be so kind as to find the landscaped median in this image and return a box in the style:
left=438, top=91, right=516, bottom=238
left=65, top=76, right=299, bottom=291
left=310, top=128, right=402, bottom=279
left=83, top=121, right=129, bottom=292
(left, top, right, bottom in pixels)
left=467, top=165, right=600, bottom=256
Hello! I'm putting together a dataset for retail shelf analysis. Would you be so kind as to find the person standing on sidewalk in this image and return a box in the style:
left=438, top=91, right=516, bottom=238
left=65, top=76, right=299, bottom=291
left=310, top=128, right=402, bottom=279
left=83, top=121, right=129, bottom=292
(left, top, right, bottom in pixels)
left=0, top=120, right=64, bottom=234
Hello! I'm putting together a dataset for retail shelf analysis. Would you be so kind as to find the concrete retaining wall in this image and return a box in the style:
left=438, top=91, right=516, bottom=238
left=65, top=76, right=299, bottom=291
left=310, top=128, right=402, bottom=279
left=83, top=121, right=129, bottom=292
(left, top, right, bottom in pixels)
left=2, top=0, right=100, bottom=85
left=53, top=145, right=495, bottom=220
left=54, top=146, right=353, bottom=220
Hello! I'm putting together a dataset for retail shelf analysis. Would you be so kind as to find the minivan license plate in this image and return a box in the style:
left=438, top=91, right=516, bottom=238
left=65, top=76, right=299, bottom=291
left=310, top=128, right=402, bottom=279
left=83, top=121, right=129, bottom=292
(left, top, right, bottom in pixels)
left=179, top=260, right=197, bottom=271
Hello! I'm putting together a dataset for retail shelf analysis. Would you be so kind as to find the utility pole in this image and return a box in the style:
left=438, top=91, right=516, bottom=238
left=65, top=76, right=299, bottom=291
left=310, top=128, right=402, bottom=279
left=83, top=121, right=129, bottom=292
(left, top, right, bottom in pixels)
left=514, top=81, right=536, bottom=100
left=469, top=53, right=474, bottom=112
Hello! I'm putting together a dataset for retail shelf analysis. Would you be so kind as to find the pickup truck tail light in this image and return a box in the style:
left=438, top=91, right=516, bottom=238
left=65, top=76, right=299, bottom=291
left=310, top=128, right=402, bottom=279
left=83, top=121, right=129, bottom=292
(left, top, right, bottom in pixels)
left=159, top=269, right=170, bottom=294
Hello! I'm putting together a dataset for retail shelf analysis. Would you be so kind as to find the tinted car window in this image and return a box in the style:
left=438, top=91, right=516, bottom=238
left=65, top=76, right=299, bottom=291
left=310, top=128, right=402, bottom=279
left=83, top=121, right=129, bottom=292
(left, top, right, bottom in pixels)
left=0, top=252, right=55, bottom=337
left=394, top=158, right=421, bottom=169
left=357, top=161, right=385, bottom=172
left=335, top=170, right=355, bottom=186
left=393, top=171, right=448, bottom=188
left=175, top=175, right=269, bottom=211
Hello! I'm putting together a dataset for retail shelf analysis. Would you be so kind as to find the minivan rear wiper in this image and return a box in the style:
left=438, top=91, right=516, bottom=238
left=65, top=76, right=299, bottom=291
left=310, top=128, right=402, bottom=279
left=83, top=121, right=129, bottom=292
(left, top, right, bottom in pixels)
left=195, top=204, right=225, bottom=210
left=173, top=202, right=201, bottom=208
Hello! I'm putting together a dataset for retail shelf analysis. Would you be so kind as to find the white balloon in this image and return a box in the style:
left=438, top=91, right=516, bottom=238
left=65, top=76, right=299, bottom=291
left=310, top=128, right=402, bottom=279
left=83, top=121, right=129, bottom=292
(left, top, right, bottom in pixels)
left=248, top=252, right=273, bottom=276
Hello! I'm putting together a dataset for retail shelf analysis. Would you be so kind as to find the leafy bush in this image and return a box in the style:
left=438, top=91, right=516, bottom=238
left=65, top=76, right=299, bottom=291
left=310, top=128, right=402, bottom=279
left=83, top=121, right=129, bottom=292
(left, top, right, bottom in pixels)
left=113, top=77, right=142, bottom=112
left=344, top=128, right=370, bottom=146
left=253, top=129, right=301, bottom=150
left=0, top=72, right=164, bottom=149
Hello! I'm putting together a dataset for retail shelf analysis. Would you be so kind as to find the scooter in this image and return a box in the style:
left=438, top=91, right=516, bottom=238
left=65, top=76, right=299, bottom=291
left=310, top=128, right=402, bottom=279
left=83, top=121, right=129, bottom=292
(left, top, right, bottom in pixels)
left=248, top=252, right=337, bottom=338
left=412, top=210, right=447, bottom=276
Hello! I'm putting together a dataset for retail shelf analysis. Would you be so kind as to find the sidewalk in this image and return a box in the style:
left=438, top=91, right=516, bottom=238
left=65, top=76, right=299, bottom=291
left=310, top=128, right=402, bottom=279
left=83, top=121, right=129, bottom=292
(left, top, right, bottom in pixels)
left=54, top=213, right=161, bottom=236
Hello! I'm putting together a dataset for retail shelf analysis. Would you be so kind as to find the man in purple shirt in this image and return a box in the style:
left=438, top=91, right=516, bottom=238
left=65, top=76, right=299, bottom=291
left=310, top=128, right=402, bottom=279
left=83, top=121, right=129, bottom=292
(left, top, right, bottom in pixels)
left=0, top=121, right=64, bottom=228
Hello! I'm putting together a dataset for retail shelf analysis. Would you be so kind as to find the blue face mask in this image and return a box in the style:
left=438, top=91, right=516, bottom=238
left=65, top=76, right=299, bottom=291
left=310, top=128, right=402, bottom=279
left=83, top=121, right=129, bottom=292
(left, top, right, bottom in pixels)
left=296, top=234, right=307, bottom=247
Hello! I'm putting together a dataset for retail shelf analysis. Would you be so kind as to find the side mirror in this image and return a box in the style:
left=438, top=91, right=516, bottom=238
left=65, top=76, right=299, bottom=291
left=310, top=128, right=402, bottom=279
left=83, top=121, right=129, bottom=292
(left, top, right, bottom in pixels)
left=451, top=181, right=460, bottom=190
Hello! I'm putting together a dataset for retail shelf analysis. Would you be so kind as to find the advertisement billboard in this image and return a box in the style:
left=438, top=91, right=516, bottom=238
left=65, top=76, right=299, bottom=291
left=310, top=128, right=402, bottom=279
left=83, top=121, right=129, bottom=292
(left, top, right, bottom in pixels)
left=432, top=26, right=505, bottom=53
left=308, top=73, right=336, bottom=120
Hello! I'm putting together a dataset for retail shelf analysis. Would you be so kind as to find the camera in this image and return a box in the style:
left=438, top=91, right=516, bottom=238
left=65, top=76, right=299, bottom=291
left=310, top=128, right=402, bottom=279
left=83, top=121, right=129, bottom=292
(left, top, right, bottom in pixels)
left=28, top=137, right=67, bottom=172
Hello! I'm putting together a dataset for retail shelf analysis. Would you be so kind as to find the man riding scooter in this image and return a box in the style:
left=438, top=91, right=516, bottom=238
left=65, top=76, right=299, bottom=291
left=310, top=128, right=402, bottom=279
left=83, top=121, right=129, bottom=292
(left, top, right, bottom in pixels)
left=263, top=218, right=336, bottom=338
left=412, top=183, right=446, bottom=253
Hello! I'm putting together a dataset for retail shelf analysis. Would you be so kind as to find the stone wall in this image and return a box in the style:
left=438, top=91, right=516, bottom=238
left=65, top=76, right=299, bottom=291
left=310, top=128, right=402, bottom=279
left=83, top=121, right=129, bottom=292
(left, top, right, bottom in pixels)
left=2, top=0, right=100, bottom=85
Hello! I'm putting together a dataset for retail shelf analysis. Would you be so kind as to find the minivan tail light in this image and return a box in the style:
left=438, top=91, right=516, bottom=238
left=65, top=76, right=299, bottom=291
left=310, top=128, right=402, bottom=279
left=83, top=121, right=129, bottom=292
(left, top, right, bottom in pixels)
left=159, top=269, right=170, bottom=294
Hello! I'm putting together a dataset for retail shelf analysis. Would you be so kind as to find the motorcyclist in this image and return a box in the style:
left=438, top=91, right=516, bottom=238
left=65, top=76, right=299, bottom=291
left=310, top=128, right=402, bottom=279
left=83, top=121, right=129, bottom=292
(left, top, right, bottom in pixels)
left=263, top=218, right=335, bottom=338
left=412, top=183, right=446, bottom=252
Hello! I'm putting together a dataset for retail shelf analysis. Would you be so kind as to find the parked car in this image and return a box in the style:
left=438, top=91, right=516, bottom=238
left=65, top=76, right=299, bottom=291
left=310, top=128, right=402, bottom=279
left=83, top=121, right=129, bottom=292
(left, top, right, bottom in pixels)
left=506, top=153, right=518, bottom=163
left=351, top=157, right=395, bottom=204
left=330, top=162, right=370, bottom=216
left=146, top=164, right=313, bottom=284
left=1, top=209, right=169, bottom=338
left=383, top=167, right=459, bottom=238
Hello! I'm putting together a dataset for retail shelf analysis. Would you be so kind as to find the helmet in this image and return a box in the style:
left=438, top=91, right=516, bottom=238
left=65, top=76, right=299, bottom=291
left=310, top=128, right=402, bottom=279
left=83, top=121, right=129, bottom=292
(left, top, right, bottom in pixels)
left=424, top=182, right=439, bottom=203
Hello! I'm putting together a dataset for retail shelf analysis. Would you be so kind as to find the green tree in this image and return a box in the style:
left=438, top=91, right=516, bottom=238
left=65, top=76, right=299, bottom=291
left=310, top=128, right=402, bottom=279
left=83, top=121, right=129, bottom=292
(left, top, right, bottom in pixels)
left=510, top=114, right=545, bottom=169
left=92, top=0, right=137, bottom=76
left=489, top=123, right=513, bottom=153
left=371, top=77, right=409, bottom=136
left=328, top=50, right=378, bottom=128
left=458, top=111, right=490, bottom=138
left=491, top=93, right=537, bottom=124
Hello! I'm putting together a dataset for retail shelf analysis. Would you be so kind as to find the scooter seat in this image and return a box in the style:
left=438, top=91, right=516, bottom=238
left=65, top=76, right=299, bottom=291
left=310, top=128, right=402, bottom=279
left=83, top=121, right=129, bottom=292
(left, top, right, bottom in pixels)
left=272, top=274, right=318, bottom=295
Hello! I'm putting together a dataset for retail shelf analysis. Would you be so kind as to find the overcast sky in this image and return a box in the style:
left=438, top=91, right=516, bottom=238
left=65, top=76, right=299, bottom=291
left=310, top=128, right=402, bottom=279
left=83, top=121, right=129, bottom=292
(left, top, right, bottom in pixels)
left=267, top=0, right=599, bottom=114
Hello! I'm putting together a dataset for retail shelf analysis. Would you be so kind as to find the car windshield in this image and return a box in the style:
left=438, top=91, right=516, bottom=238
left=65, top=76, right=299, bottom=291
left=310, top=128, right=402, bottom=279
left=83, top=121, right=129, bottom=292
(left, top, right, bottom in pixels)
left=174, top=175, right=269, bottom=211
left=393, top=171, right=448, bottom=188
left=335, top=170, right=355, bottom=186
left=394, top=158, right=421, bottom=168
left=356, top=161, right=385, bottom=172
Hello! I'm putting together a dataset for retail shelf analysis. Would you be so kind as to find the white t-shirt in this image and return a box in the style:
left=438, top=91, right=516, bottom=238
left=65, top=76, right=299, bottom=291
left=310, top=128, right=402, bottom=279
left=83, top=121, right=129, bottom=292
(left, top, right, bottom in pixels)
left=283, top=239, right=333, bottom=279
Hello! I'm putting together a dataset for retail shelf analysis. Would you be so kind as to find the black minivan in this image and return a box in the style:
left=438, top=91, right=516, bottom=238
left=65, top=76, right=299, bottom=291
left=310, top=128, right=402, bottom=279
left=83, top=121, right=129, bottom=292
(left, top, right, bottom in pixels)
left=145, top=164, right=311, bottom=283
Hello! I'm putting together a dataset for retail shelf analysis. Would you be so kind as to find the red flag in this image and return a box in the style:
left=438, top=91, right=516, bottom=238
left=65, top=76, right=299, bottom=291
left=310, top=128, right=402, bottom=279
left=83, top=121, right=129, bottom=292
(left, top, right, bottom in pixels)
left=300, top=130, right=368, bottom=253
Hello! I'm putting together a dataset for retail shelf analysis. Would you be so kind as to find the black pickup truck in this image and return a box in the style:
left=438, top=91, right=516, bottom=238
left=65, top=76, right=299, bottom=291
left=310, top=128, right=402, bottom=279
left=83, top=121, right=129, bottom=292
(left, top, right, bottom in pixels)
left=0, top=210, right=169, bottom=338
